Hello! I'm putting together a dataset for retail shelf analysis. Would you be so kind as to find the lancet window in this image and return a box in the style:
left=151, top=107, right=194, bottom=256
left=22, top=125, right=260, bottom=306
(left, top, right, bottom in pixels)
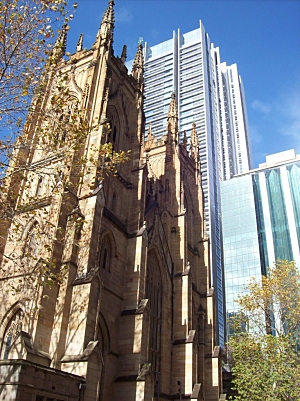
left=165, top=179, right=170, bottom=202
left=24, top=222, right=40, bottom=257
left=53, top=98, right=78, bottom=148
left=106, top=106, right=121, bottom=150
left=1, top=309, right=24, bottom=359
left=35, top=177, right=43, bottom=197
left=111, top=191, right=117, bottom=212
left=146, top=250, right=162, bottom=373
left=99, top=235, right=112, bottom=271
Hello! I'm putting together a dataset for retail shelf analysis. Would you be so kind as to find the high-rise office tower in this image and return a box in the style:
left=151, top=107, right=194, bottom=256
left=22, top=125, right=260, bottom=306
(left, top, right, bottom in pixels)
left=218, top=63, right=252, bottom=179
left=0, top=2, right=223, bottom=399
left=129, top=21, right=252, bottom=346
left=221, top=150, right=300, bottom=343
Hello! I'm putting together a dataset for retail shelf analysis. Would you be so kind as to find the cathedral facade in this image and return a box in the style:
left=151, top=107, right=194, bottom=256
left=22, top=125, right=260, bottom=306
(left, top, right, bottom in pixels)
left=0, top=2, right=222, bottom=400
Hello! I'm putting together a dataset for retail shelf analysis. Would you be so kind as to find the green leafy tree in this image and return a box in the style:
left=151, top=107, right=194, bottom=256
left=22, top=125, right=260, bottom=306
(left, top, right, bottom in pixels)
left=228, top=260, right=300, bottom=401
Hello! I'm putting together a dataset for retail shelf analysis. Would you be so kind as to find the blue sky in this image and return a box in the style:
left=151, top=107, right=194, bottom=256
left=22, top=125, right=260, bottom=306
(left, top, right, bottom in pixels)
left=67, top=0, right=300, bottom=168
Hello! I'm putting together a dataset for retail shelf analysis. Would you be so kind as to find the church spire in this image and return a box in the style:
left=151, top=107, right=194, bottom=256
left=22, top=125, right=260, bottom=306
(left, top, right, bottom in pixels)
left=76, top=33, right=84, bottom=52
left=121, top=45, right=127, bottom=63
left=190, top=122, right=199, bottom=163
left=145, top=123, right=155, bottom=150
left=183, top=130, right=187, bottom=149
left=98, top=0, right=115, bottom=49
left=51, top=24, right=68, bottom=63
left=131, top=42, right=144, bottom=86
left=147, top=123, right=153, bottom=142
left=101, top=0, right=115, bottom=26
left=166, top=92, right=178, bottom=142
left=168, top=92, right=178, bottom=119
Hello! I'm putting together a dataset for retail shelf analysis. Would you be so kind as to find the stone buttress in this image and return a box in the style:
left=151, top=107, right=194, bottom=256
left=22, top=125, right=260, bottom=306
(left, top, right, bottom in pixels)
left=0, top=1, right=222, bottom=400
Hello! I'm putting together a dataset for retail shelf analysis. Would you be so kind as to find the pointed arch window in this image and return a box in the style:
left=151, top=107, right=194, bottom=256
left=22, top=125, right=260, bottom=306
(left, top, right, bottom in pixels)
left=53, top=98, right=78, bottom=148
left=146, top=250, right=162, bottom=373
left=106, top=106, right=121, bottom=150
left=165, top=179, right=170, bottom=202
left=99, top=235, right=112, bottom=271
left=35, top=177, right=43, bottom=197
left=54, top=114, right=66, bottom=147
left=184, top=194, right=193, bottom=246
left=1, top=309, right=24, bottom=359
left=24, top=222, right=40, bottom=257
left=111, top=191, right=117, bottom=212
left=83, top=83, right=90, bottom=109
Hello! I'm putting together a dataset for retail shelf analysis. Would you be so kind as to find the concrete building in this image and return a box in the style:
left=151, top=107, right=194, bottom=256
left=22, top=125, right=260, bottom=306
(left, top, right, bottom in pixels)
left=221, top=149, right=300, bottom=343
left=129, top=21, right=252, bottom=347
left=0, top=2, right=223, bottom=400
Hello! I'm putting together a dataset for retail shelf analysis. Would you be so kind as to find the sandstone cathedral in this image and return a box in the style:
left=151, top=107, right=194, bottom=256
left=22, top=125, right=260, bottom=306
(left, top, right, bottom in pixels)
left=0, top=1, right=222, bottom=400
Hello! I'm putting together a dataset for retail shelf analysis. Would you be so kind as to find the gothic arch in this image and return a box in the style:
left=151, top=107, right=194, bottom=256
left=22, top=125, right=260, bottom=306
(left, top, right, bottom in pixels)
left=53, top=95, right=80, bottom=147
left=184, top=187, right=194, bottom=247
left=106, top=100, right=128, bottom=150
left=97, top=313, right=110, bottom=401
left=0, top=302, right=26, bottom=359
left=106, top=105, right=121, bottom=149
left=21, top=218, right=40, bottom=241
left=97, top=312, right=111, bottom=352
left=21, top=219, right=41, bottom=256
left=97, top=230, right=117, bottom=272
left=82, top=82, right=90, bottom=109
left=161, top=210, right=169, bottom=227
left=161, top=210, right=171, bottom=250
left=85, top=305, right=110, bottom=401
left=111, top=191, right=117, bottom=212
left=146, top=247, right=164, bottom=374
left=68, top=92, right=81, bottom=104
left=183, top=178, right=195, bottom=214
left=69, top=72, right=83, bottom=101
left=62, top=95, right=80, bottom=118
left=107, top=180, right=119, bottom=213
left=147, top=247, right=165, bottom=286
left=35, top=176, right=44, bottom=197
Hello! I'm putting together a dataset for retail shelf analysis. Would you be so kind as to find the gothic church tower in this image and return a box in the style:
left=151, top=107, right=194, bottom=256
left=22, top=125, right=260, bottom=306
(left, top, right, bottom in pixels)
left=0, top=2, right=222, bottom=400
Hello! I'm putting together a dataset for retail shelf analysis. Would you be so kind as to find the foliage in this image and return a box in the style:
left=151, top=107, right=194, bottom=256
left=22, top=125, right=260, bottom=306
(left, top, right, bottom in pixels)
left=0, top=0, right=74, bottom=134
left=0, top=0, right=130, bottom=297
left=228, top=260, right=300, bottom=401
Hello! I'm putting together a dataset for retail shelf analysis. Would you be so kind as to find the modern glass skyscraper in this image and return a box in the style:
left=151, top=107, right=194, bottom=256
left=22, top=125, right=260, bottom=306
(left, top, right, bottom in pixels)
left=221, top=150, right=300, bottom=343
left=219, top=63, right=252, bottom=179
left=128, top=21, right=252, bottom=346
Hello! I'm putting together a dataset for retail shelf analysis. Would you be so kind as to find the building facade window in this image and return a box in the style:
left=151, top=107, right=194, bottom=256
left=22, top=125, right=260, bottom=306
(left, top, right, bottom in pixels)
left=287, top=163, right=300, bottom=247
left=111, top=191, right=117, bottom=212
left=107, top=106, right=121, bottom=150
left=35, top=177, right=43, bottom=197
left=99, top=235, right=112, bottom=271
left=146, top=250, right=162, bottom=374
left=265, top=169, right=293, bottom=261
left=53, top=99, right=78, bottom=148
left=1, top=309, right=24, bottom=359
left=24, top=222, right=40, bottom=257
